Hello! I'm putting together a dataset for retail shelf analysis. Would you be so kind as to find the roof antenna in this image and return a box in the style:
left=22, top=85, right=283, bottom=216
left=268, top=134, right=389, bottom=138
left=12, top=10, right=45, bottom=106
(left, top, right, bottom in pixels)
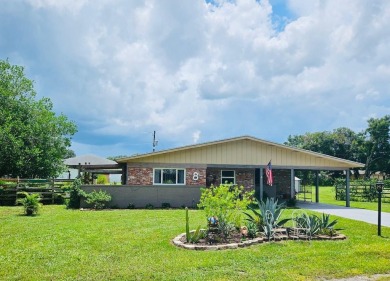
left=153, top=130, right=158, bottom=152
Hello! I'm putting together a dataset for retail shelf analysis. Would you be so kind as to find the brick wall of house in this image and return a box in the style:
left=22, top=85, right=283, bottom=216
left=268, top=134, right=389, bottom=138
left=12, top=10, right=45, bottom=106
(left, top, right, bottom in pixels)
left=236, top=169, right=255, bottom=191
left=127, top=166, right=207, bottom=186
left=206, top=168, right=255, bottom=191
left=206, top=168, right=220, bottom=187
left=271, top=169, right=291, bottom=198
left=126, top=166, right=292, bottom=198
left=127, top=167, right=153, bottom=185
left=186, top=168, right=207, bottom=186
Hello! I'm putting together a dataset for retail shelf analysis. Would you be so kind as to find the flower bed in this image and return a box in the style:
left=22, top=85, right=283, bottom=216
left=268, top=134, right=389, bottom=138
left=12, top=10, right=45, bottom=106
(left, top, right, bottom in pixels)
left=172, top=228, right=346, bottom=251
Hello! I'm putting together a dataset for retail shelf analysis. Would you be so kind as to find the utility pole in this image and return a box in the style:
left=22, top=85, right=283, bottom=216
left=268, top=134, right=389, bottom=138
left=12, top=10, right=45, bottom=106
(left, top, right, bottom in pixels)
left=153, top=131, right=158, bottom=152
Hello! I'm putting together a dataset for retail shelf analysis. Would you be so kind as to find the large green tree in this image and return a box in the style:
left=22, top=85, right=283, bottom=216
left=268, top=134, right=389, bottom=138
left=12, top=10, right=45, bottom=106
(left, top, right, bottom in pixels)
left=363, top=115, right=390, bottom=178
left=0, top=60, right=77, bottom=178
left=285, top=117, right=390, bottom=179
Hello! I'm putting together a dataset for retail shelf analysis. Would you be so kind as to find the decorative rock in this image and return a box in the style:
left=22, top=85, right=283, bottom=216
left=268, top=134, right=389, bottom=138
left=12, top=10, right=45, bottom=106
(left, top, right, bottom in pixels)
left=226, top=243, right=238, bottom=249
left=172, top=231, right=347, bottom=251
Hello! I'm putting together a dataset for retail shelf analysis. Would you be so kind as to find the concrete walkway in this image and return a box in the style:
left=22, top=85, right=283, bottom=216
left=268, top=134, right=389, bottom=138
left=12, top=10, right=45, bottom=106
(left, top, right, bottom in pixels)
left=296, top=201, right=390, bottom=227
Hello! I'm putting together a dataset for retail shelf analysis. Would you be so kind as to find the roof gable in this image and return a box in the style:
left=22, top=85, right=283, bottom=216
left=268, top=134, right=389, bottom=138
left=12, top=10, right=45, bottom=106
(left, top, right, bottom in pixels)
left=117, top=136, right=364, bottom=169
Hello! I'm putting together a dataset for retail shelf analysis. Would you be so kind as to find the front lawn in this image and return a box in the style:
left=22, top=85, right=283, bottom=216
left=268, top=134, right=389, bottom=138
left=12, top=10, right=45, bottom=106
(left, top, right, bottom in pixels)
left=0, top=205, right=389, bottom=281
left=317, top=186, right=390, bottom=213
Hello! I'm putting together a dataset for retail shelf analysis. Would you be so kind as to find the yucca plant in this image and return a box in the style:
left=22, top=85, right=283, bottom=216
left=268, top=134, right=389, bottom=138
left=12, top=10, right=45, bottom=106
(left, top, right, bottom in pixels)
left=16, top=192, right=42, bottom=216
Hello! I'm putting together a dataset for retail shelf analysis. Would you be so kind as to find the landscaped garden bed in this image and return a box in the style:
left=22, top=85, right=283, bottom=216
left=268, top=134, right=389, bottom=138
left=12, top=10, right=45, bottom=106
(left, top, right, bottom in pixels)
left=174, top=184, right=346, bottom=250
left=173, top=227, right=346, bottom=250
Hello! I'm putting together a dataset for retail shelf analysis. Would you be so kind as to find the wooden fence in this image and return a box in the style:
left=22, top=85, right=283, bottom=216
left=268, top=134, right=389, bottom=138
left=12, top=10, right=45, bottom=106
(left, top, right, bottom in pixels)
left=0, top=178, right=73, bottom=206
left=335, top=182, right=390, bottom=203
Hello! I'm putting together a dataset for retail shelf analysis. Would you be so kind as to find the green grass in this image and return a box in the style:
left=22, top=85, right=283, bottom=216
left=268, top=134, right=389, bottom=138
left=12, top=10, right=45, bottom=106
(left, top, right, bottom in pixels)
left=317, top=186, right=390, bottom=213
left=0, top=205, right=389, bottom=281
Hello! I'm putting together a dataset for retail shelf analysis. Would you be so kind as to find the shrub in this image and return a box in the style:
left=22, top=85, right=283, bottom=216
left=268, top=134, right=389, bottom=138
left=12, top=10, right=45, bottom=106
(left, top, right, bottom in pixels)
left=286, top=197, right=297, bottom=207
left=198, top=184, right=253, bottom=227
left=145, top=203, right=154, bottom=209
left=97, top=175, right=109, bottom=185
left=66, top=178, right=85, bottom=209
left=245, top=221, right=258, bottom=239
left=127, top=203, right=135, bottom=209
left=216, top=214, right=236, bottom=241
left=16, top=192, right=42, bottom=216
left=85, top=189, right=112, bottom=210
left=161, top=202, right=171, bottom=209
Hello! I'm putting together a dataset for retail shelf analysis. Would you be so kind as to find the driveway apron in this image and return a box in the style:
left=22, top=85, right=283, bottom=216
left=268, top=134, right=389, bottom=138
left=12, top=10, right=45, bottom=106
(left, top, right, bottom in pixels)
left=296, top=201, right=390, bottom=227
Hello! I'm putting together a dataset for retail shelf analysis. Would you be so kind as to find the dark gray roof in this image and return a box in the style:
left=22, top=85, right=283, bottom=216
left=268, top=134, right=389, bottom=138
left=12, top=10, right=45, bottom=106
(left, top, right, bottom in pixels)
left=64, top=154, right=117, bottom=166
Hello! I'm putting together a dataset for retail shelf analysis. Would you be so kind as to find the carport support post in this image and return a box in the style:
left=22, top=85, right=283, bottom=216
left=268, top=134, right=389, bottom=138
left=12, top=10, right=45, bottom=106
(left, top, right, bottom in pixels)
left=315, top=171, right=319, bottom=203
left=290, top=169, right=295, bottom=199
left=346, top=169, right=350, bottom=207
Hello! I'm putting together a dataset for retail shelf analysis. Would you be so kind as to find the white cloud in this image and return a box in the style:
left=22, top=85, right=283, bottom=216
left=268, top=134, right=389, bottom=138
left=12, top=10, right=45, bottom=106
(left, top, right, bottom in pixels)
left=1, top=0, right=390, bottom=156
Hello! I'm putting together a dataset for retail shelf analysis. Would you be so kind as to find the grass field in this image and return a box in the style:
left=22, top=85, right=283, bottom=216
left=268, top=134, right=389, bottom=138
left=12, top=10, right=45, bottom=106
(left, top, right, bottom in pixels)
left=1, top=205, right=389, bottom=281
left=316, top=186, right=390, bottom=213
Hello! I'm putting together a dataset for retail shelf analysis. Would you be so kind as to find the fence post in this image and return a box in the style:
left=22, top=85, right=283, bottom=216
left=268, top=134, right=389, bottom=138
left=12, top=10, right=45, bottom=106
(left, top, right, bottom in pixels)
left=345, top=170, right=350, bottom=207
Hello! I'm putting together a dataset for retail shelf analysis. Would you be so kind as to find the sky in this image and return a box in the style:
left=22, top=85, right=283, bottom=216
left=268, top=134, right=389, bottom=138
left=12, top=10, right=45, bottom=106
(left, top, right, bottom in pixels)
left=1, top=0, right=389, bottom=158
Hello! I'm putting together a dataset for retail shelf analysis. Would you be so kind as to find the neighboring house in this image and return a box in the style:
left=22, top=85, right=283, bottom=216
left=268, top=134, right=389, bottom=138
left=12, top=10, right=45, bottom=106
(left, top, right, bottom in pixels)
left=61, top=154, right=122, bottom=183
left=345, top=170, right=386, bottom=180
left=93, top=136, right=363, bottom=208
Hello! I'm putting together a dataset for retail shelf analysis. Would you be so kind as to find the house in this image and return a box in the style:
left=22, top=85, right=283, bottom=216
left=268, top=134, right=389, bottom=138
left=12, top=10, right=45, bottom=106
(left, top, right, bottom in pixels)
left=83, top=136, right=363, bottom=208
left=62, top=154, right=122, bottom=183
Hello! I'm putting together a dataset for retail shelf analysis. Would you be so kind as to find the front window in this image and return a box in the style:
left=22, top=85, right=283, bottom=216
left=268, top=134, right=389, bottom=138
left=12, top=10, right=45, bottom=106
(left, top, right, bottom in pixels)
left=221, top=170, right=235, bottom=184
left=154, top=168, right=185, bottom=185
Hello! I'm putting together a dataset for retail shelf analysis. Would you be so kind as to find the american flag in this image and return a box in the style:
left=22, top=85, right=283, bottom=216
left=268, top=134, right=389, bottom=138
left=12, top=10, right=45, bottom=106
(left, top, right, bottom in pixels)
left=265, top=160, right=273, bottom=186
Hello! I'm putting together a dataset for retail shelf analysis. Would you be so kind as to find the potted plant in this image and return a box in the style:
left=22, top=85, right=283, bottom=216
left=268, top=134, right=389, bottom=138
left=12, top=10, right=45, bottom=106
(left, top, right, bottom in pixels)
left=16, top=192, right=42, bottom=216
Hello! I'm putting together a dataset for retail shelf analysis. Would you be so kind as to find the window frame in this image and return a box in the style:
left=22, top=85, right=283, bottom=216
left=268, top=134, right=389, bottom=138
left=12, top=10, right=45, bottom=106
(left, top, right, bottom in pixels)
left=153, top=168, right=186, bottom=185
left=221, top=170, right=235, bottom=185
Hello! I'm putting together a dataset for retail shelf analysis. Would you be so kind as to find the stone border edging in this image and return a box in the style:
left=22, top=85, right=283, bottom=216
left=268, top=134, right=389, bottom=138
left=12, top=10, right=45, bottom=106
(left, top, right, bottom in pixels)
left=172, top=232, right=347, bottom=251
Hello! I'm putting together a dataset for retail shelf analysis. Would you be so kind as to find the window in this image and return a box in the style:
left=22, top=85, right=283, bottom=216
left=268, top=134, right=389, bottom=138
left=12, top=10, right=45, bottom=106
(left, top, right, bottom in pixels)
left=221, top=170, right=235, bottom=184
left=154, top=168, right=185, bottom=185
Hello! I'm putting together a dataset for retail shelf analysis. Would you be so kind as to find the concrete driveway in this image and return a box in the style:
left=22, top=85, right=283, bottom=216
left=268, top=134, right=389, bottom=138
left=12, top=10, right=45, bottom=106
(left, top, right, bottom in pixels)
left=296, top=201, right=390, bottom=227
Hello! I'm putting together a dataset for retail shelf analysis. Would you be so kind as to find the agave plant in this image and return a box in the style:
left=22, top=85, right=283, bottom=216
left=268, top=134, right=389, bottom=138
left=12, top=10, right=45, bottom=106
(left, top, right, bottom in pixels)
left=244, top=198, right=290, bottom=231
left=318, top=213, right=339, bottom=236
left=16, top=192, right=42, bottom=216
left=294, top=213, right=321, bottom=239
left=262, top=211, right=276, bottom=240
left=320, top=213, right=338, bottom=230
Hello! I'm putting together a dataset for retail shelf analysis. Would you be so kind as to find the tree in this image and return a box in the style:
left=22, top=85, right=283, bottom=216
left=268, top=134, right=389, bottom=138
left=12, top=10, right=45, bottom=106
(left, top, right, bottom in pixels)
left=285, top=117, right=390, bottom=180
left=364, top=115, right=390, bottom=178
left=64, top=149, right=76, bottom=159
left=0, top=60, right=77, bottom=178
left=285, top=128, right=364, bottom=180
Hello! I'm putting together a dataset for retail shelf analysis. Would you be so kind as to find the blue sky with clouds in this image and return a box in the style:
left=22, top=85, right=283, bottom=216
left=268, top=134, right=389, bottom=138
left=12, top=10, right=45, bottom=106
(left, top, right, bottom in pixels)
left=1, top=0, right=389, bottom=157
